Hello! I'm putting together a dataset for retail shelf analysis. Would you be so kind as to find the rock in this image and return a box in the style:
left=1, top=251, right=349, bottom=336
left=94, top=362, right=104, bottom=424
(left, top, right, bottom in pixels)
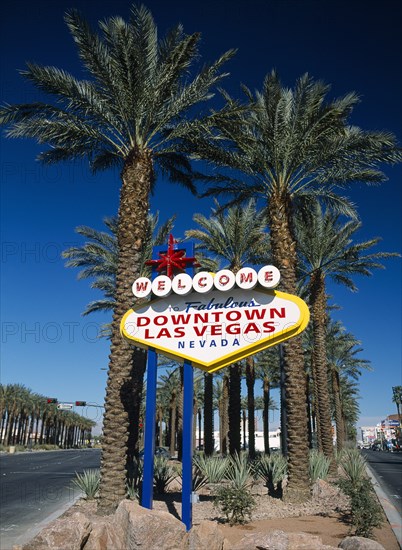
left=231, top=530, right=289, bottom=550
left=287, top=532, right=337, bottom=549
left=22, top=512, right=91, bottom=550
left=312, top=479, right=342, bottom=500
left=116, top=500, right=188, bottom=549
left=338, top=537, right=385, bottom=549
left=188, top=520, right=228, bottom=550
left=231, top=529, right=337, bottom=549
left=83, top=520, right=125, bottom=550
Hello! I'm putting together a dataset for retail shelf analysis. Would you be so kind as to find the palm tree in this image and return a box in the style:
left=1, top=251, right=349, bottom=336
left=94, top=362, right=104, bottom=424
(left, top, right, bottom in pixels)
left=63, top=212, right=175, bottom=460
left=338, top=377, right=360, bottom=442
left=294, top=202, right=399, bottom=458
left=0, top=4, right=237, bottom=510
left=254, top=349, right=280, bottom=453
left=326, top=321, right=370, bottom=451
left=185, top=72, right=401, bottom=497
left=186, top=199, right=270, bottom=455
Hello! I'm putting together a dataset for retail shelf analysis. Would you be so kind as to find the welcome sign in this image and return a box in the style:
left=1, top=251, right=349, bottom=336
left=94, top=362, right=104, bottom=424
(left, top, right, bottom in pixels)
left=121, top=267, right=309, bottom=372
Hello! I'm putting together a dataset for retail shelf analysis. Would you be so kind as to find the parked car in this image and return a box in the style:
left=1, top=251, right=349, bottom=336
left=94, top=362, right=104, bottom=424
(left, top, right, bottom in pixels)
left=139, top=447, right=171, bottom=460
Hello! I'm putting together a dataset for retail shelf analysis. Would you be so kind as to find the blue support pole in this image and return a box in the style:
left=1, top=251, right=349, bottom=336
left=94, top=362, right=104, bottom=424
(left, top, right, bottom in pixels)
left=181, top=240, right=195, bottom=531
left=141, top=347, right=157, bottom=509
left=182, top=359, right=194, bottom=531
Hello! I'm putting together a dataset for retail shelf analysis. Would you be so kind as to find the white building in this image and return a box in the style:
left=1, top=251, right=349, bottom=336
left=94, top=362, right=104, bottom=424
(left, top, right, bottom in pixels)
left=209, top=429, right=282, bottom=452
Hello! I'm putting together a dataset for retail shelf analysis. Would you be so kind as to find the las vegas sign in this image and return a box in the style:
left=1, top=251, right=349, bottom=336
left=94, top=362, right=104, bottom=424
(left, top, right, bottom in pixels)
left=121, top=265, right=310, bottom=373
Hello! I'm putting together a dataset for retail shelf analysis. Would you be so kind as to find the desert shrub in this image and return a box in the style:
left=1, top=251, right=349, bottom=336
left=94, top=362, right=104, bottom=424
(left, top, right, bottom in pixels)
left=254, top=453, right=287, bottom=498
left=348, top=483, right=383, bottom=537
left=72, top=469, right=100, bottom=499
left=33, top=444, right=59, bottom=451
left=153, top=456, right=177, bottom=494
left=309, top=450, right=331, bottom=482
left=214, top=484, right=255, bottom=525
left=337, top=448, right=383, bottom=537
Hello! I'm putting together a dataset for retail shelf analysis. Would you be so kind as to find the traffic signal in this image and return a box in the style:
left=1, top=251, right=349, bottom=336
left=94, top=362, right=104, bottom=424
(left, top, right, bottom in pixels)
left=75, top=401, right=87, bottom=406
left=47, top=398, right=58, bottom=404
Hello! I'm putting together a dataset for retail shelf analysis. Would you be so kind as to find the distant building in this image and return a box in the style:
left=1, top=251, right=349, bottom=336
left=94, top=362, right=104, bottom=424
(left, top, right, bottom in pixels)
left=360, top=426, right=378, bottom=445
left=379, top=414, right=401, bottom=440
left=359, top=414, right=401, bottom=446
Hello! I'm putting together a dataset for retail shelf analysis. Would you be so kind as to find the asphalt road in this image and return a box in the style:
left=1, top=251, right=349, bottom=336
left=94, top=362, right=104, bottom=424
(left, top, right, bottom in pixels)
left=0, top=448, right=100, bottom=550
left=362, top=448, right=402, bottom=516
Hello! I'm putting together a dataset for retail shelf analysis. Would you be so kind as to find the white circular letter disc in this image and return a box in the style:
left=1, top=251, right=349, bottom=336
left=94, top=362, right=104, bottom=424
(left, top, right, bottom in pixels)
left=192, top=271, right=214, bottom=293
left=258, top=265, right=281, bottom=288
left=214, top=269, right=236, bottom=291
left=236, top=267, right=258, bottom=290
left=151, top=275, right=172, bottom=297
left=172, top=273, right=193, bottom=295
left=132, top=277, right=152, bottom=298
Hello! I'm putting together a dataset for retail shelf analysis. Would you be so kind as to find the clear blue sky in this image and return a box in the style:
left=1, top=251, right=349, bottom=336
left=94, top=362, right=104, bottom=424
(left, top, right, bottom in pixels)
left=1, top=0, right=401, bottom=432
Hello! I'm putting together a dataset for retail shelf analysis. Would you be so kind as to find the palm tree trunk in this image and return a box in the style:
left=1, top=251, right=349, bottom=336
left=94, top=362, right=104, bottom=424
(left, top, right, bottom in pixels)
left=193, top=400, right=197, bottom=451
left=246, top=356, right=256, bottom=459
left=242, top=409, right=247, bottom=451
left=332, top=370, right=345, bottom=453
left=5, top=411, right=16, bottom=445
left=39, top=413, right=46, bottom=444
left=169, top=393, right=176, bottom=456
left=203, top=373, right=214, bottom=456
left=99, top=148, right=153, bottom=513
left=263, top=376, right=270, bottom=454
left=126, top=348, right=147, bottom=461
left=311, top=357, right=322, bottom=451
left=309, top=272, right=335, bottom=469
left=305, top=374, right=313, bottom=449
left=228, top=363, right=241, bottom=455
left=268, top=189, right=310, bottom=499
left=198, top=408, right=202, bottom=450
left=221, top=374, right=229, bottom=454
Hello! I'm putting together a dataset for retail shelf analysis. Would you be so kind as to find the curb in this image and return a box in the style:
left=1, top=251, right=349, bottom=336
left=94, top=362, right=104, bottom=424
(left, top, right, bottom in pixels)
left=365, top=463, right=402, bottom=549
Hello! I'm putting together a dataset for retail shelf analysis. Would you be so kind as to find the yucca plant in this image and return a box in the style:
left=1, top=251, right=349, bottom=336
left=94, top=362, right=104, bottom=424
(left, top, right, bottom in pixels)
left=309, top=450, right=331, bottom=482
left=153, top=456, right=177, bottom=494
left=126, top=457, right=144, bottom=500
left=255, top=453, right=287, bottom=498
left=72, top=469, right=100, bottom=500
left=193, top=454, right=229, bottom=484
left=338, top=448, right=367, bottom=487
left=225, top=452, right=253, bottom=490
left=126, top=480, right=139, bottom=501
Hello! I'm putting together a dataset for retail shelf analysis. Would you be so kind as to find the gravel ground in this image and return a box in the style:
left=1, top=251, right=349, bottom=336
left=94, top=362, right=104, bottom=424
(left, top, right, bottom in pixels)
left=152, top=477, right=350, bottom=525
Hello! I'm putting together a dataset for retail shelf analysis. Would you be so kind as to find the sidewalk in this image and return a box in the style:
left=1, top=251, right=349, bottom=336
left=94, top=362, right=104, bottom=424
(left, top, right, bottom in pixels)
left=366, top=462, right=402, bottom=548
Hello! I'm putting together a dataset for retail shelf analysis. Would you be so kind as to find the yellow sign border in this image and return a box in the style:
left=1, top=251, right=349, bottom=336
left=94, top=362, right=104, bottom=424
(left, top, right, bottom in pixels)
left=120, top=289, right=309, bottom=373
